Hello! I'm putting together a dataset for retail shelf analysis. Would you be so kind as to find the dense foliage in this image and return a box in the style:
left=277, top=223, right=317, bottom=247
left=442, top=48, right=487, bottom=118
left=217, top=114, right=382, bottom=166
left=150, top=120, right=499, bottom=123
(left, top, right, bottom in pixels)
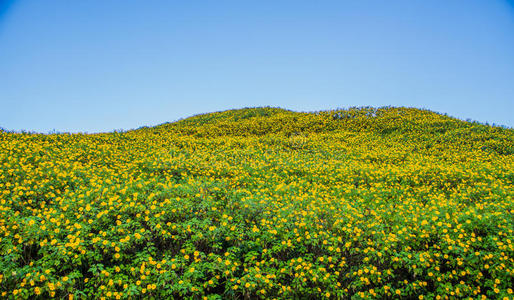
left=0, top=107, right=513, bottom=299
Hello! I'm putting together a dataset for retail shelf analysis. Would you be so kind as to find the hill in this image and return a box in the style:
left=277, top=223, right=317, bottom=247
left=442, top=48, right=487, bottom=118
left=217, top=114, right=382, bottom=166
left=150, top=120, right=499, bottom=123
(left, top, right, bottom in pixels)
left=0, top=107, right=513, bottom=299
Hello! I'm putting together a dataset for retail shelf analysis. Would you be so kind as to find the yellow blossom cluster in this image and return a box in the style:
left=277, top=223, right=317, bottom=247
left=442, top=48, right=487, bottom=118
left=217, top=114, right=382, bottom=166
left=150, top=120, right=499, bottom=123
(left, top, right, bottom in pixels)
left=0, top=107, right=512, bottom=299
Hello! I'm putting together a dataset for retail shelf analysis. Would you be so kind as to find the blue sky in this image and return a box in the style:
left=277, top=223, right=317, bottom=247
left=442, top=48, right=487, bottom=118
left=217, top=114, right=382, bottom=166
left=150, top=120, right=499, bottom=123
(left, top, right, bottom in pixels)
left=1, top=0, right=513, bottom=133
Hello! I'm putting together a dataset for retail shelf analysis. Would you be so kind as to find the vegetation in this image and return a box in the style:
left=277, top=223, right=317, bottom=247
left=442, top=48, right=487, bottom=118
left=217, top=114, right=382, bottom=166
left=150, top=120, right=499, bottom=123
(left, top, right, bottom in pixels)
left=0, top=107, right=513, bottom=299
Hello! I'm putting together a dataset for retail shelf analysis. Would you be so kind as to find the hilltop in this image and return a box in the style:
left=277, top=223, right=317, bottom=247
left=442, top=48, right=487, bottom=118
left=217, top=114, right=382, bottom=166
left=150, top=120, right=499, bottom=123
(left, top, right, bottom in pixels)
left=136, top=106, right=512, bottom=155
left=0, top=107, right=513, bottom=299
left=150, top=106, right=493, bottom=135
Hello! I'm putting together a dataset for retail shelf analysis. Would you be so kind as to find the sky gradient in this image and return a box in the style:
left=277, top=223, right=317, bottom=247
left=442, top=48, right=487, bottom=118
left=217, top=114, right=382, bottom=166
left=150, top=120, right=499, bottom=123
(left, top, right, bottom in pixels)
left=1, top=0, right=513, bottom=133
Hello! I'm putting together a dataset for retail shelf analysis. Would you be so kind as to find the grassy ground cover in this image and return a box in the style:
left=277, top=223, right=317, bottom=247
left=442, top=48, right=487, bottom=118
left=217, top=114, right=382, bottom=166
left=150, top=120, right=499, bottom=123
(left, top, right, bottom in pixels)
left=0, top=107, right=513, bottom=299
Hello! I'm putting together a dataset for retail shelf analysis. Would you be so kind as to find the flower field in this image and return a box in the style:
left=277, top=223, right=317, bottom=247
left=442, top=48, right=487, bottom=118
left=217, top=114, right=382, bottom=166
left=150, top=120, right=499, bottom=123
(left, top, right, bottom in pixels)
left=0, top=107, right=513, bottom=299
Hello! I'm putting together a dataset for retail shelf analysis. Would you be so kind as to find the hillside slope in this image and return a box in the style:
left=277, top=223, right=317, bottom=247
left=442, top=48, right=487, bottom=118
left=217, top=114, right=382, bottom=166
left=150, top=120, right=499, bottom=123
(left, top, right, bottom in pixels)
left=145, top=106, right=513, bottom=154
left=0, top=107, right=513, bottom=299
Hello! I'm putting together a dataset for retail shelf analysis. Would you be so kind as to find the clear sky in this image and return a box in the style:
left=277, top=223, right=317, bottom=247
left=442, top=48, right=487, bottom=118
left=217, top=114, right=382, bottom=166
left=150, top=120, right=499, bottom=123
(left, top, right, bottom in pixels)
left=1, top=1, right=513, bottom=133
